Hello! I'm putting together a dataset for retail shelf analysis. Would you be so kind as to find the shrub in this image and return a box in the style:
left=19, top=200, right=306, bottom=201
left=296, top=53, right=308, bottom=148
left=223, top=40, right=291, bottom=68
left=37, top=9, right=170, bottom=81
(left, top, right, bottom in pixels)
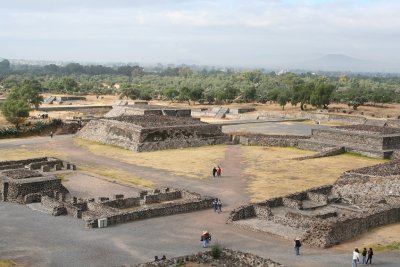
left=211, top=242, right=222, bottom=259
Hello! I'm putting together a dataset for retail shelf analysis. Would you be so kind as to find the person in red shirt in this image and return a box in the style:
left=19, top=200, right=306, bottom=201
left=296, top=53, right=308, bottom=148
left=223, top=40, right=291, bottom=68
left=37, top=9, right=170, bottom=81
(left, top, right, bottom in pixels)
left=217, top=166, right=222, bottom=177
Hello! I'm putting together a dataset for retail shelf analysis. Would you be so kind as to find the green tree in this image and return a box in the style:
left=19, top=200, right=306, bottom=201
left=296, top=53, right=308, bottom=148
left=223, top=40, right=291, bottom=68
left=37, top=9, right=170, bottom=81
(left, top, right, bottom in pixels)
left=310, top=78, right=335, bottom=108
left=19, top=79, right=44, bottom=109
left=1, top=97, right=31, bottom=129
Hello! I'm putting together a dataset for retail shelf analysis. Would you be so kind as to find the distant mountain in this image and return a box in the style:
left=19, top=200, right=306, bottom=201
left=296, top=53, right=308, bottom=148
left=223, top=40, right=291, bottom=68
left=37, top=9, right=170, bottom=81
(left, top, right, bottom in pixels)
left=294, top=54, right=397, bottom=73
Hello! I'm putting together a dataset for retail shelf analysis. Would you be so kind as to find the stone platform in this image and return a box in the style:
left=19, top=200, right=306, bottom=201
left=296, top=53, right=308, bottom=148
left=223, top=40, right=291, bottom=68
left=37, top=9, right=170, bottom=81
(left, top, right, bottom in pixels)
left=298, top=125, right=400, bottom=159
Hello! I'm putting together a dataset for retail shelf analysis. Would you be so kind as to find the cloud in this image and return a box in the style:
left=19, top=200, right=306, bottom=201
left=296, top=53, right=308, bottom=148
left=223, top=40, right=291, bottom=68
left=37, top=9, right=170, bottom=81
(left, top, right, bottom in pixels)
left=0, top=0, right=399, bottom=66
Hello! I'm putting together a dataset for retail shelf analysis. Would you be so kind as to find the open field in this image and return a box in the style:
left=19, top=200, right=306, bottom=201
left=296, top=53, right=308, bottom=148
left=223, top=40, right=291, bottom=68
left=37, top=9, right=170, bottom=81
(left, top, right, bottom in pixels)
left=74, top=138, right=227, bottom=179
left=240, top=146, right=386, bottom=202
left=0, top=260, right=22, bottom=267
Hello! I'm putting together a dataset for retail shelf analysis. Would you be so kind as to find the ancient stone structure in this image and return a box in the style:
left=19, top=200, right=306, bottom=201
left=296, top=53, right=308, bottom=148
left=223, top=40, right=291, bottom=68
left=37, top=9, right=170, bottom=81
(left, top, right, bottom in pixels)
left=133, top=249, right=283, bottom=267
left=77, top=115, right=229, bottom=152
left=298, top=125, right=400, bottom=159
left=237, top=134, right=309, bottom=147
left=228, top=160, right=400, bottom=248
left=105, top=103, right=191, bottom=118
left=192, top=107, right=255, bottom=119
left=37, top=187, right=214, bottom=228
left=44, top=95, right=86, bottom=104
left=0, top=157, right=72, bottom=203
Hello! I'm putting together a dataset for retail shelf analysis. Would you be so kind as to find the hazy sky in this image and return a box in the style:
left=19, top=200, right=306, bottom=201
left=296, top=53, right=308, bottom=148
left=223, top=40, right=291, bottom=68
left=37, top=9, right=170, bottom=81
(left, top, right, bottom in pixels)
left=1, top=0, right=399, bottom=67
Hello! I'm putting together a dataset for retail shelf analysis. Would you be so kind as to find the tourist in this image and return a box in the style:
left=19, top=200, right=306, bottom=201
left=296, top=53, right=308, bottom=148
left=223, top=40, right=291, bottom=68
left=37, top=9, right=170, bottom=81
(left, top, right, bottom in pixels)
left=352, top=248, right=360, bottom=267
left=366, top=248, right=373, bottom=264
left=217, top=199, right=222, bottom=213
left=201, top=230, right=211, bottom=248
left=50, top=131, right=53, bottom=138
left=294, top=238, right=301, bottom=255
left=154, top=256, right=159, bottom=262
left=362, top=247, right=367, bottom=264
left=161, top=255, right=166, bottom=260
left=212, top=167, right=217, bottom=177
left=217, top=166, right=222, bottom=177
left=212, top=199, right=218, bottom=212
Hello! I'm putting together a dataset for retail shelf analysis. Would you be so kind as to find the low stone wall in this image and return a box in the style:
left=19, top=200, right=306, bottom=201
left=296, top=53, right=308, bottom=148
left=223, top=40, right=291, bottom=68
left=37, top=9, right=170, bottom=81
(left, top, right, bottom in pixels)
left=133, top=249, right=283, bottom=267
left=144, top=191, right=182, bottom=204
left=102, top=197, right=141, bottom=209
left=27, top=159, right=64, bottom=170
left=238, top=134, right=309, bottom=147
left=227, top=204, right=256, bottom=222
left=86, top=197, right=214, bottom=228
left=0, top=157, right=48, bottom=167
left=41, top=196, right=67, bottom=216
left=295, top=147, right=345, bottom=160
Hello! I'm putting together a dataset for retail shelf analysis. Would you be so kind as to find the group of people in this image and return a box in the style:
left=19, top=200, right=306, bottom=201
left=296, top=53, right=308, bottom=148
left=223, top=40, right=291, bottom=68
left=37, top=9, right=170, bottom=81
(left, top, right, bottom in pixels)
left=212, top=166, right=222, bottom=177
left=212, top=198, right=222, bottom=213
left=154, top=255, right=166, bottom=262
left=353, top=247, right=374, bottom=266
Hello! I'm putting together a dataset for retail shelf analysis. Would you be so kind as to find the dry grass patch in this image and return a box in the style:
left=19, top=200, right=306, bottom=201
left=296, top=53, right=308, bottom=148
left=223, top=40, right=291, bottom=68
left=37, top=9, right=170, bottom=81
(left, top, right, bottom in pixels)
left=334, top=223, right=400, bottom=253
left=74, top=138, right=226, bottom=179
left=79, top=165, right=154, bottom=188
left=241, top=146, right=385, bottom=202
left=0, top=260, right=23, bottom=267
left=74, top=138, right=227, bottom=179
left=0, top=148, right=67, bottom=161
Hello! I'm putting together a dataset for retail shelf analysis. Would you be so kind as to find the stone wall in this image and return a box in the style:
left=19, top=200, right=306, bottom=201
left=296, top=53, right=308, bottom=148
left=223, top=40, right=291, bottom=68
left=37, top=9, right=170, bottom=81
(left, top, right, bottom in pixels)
left=237, top=134, right=309, bottom=147
left=85, top=197, right=214, bottom=228
left=6, top=176, right=69, bottom=203
left=102, top=197, right=141, bottom=209
left=144, top=191, right=182, bottom=204
left=133, top=249, right=283, bottom=267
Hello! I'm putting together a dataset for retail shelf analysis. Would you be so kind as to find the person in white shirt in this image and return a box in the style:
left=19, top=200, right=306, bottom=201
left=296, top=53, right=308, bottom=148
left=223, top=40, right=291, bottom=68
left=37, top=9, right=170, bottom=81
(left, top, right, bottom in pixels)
left=352, top=248, right=360, bottom=267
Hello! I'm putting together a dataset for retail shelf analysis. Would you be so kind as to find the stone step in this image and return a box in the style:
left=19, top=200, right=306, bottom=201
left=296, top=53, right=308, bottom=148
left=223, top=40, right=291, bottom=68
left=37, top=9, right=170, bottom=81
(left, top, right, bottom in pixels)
left=26, top=202, right=53, bottom=215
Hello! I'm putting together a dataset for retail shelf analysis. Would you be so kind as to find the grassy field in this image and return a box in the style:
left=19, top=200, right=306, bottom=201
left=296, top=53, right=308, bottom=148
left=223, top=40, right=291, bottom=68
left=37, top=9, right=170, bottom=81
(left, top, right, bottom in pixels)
left=74, top=138, right=227, bottom=179
left=79, top=165, right=154, bottom=188
left=0, top=148, right=67, bottom=161
left=240, top=146, right=385, bottom=202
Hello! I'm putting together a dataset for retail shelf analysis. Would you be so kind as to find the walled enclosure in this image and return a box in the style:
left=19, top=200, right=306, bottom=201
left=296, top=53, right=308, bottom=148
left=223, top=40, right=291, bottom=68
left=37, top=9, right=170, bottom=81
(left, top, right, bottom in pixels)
left=1, top=158, right=214, bottom=228
left=228, top=160, right=400, bottom=248
left=0, top=157, right=73, bottom=203
left=77, top=115, right=229, bottom=152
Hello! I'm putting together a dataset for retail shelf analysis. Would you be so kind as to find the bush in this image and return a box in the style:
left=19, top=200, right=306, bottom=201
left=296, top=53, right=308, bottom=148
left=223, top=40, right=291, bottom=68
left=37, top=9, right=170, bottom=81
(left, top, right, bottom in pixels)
left=211, top=242, right=222, bottom=259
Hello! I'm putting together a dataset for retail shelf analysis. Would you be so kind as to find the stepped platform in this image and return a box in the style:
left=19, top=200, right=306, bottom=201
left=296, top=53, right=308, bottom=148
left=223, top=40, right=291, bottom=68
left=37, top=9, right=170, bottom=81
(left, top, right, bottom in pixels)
left=297, top=125, right=400, bottom=159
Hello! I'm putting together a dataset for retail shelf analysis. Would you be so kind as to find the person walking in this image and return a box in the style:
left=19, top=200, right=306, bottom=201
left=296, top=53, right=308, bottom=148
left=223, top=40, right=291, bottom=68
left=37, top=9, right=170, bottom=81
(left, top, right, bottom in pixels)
left=212, top=167, right=217, bottom=177
left=217, top=166, right=222, bottom=177
left=294, top=238, right=301, bottom=255
left=201, top=231, right=211, bottom=248
left=217, top=199, right=222, bottom=213
left=362, top=248, right=367, bottom=264
left=50, top=131, right=53, bottom=138
left=366, top=248, right=373, bottom=264
left=212, top=199, right=218, bottom=212
left=352, top=248, right=360, bottom=267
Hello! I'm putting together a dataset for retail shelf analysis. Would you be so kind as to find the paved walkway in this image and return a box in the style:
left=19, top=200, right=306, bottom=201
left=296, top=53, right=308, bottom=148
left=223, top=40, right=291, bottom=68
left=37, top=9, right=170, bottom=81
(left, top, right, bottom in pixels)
left=1, top=135, right=399, bottom=267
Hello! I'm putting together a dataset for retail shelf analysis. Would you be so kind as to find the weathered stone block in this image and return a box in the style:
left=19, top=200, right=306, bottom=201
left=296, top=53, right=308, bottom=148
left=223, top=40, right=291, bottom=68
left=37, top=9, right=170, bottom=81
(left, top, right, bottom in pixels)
left=41, top=165, right=50, bottom=172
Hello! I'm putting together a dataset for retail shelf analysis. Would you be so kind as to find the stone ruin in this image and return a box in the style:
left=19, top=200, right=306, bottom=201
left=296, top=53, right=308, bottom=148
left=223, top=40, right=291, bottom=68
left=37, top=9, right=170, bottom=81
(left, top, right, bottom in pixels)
left=298, top=125, right=400, bottom=159
left=228, top=160, right=400, bottom=248
left=76, top=188, right=213, bottom=228
left=133, top=249, right=283, bottom=267
left=0, top=158, right=214, bottom=229
left=44, top=95, right=86, bottom=104
left=105, top=102, right=192, bottom=118
left=0, top=157, right=75, bottom=204
left=77, top=115, right=229, bottom=152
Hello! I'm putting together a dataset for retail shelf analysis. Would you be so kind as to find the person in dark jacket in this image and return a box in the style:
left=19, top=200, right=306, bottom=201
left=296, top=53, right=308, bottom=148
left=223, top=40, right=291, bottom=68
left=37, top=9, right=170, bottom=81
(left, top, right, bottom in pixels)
left=212, top=167, right=217, bottom=177
left=366, top=248, right=373, bottom=264
left=294, top=238, right=301, bottom=255
left=362, top=248, right=367, bottom=264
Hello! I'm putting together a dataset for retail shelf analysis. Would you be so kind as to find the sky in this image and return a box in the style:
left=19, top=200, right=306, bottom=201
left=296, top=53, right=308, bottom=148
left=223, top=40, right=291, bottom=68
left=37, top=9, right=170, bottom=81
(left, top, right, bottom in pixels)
left=1, top=0, right=399, bottom=68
